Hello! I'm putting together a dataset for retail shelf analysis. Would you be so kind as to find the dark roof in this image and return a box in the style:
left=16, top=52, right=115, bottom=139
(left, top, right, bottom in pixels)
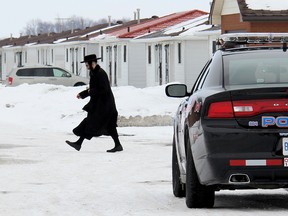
left=0, top=23, right=116, bottom=47
left=238, top=0, right=288, bottom=21
left=0, top=19, right=155, bottom=46
left=66, top=18, right=153, bottom=42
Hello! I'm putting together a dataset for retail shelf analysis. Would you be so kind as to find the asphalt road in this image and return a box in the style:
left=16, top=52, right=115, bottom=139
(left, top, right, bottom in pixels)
left=0, top=125, right=288, bottom=216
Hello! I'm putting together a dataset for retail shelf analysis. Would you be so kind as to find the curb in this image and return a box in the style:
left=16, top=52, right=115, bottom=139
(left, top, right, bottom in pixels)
left=118, top=115, right=173, bottom=127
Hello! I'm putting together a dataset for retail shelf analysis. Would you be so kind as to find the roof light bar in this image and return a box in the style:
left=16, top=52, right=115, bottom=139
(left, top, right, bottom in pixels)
left=217, top=33, right=288, bottom=51
left=220, top=33, right=288, bottom=44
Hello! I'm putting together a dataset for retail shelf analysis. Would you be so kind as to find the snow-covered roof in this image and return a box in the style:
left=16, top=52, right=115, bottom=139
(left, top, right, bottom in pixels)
left=246, top=0, right=288, bottom=11
left=164, top=14, right=209, bottom=35
left=134, top=14, right=220, bottom=41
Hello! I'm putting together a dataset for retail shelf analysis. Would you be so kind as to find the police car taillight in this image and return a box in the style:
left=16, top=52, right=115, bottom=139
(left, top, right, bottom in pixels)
left=233, top=99, right=288, bottom=117
left=208, top=99, right=288, bottom=118
left=207, top=101, right=234, bottom=118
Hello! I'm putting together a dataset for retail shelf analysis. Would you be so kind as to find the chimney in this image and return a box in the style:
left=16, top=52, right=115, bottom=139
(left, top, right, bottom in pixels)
left=10, top=34, right=13, bottom=40
left=134, top=11, right=137, bottom=20
left=108, top=16, right=111, bottom=26
left=137, top=8, right=140, bottom=24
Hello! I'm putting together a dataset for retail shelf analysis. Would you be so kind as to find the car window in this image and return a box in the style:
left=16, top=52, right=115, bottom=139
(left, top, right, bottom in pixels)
left=191, top=60, right=211, bottom=93
left=202, top=51, right=223, bottom=88
left=34, top=68, right=53, bottom=77
left=224, top=51, right=288, bottom=86
left=16, top=68, right=34, bottom=76
left=53, top=68, right=71, bottom=77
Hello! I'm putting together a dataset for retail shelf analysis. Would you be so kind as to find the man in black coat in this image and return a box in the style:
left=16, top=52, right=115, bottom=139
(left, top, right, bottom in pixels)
left=66, top=54, right=123, bottom=153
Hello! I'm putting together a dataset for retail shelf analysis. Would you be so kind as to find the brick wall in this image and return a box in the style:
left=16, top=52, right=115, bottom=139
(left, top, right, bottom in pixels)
left=221, top=14, right=288, bottom=33
left=250, top=22, right=288, bottom=32
left=221, top=14, right=250, bottom=33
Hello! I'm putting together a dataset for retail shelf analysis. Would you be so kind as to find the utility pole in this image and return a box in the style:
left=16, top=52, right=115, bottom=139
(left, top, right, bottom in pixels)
left=55, top=18, right=71, bottom=32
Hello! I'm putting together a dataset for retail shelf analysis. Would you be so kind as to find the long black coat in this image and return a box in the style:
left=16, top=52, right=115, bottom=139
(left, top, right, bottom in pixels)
left=73, top=65, right=118, bottom=139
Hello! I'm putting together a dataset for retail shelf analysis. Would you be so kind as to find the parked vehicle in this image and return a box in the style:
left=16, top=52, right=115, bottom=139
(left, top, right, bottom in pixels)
left=6, top=66, right=88, bottom=87
left=166, top=33, right=288, bottom=208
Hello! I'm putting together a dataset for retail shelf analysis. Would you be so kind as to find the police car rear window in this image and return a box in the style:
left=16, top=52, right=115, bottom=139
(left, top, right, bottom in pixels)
left=224, top=52, right=288, bottom=86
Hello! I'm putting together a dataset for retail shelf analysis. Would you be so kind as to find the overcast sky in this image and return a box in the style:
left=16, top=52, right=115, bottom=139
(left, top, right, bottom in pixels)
left=0, top=0, right=212, bottom=38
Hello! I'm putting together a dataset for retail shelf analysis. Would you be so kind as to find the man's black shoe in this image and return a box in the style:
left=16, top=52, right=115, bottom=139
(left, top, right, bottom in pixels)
left=66, top=140, right=81, bottom=151
left=107, top=145, right=123, bottom=153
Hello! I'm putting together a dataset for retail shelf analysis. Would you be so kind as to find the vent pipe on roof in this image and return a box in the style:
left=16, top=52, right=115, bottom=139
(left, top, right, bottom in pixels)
left=137, top=8, right=140, bottom=24
left=108, top=16, right=111, bottom=26
left=134, top=11, right=137, bottom=20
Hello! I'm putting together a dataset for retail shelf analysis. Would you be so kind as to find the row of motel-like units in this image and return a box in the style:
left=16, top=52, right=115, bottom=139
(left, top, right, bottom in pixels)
left=0, top=10, right=220, bottom=88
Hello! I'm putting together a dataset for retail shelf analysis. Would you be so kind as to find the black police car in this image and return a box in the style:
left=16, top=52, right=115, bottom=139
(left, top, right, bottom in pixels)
left=166, top=33, right=288, bottom=208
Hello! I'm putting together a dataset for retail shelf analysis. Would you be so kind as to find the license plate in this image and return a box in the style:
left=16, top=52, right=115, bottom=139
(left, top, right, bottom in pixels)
left=283, top=138, right=288, bottom=156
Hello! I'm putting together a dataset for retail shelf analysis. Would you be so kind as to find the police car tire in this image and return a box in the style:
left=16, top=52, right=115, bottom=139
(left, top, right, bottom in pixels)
left=185, top=138, right=215, bottom=208
left=172, top=135, right=186, bottom=197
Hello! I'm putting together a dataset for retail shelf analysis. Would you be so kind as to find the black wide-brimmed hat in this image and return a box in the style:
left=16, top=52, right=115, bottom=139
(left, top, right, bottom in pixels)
left=81, top=54, right=101, bottom=63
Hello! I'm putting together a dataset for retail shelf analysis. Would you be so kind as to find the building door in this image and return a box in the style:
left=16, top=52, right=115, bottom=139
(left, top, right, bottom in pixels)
left=113, top=45, right=117, bottom=86
left=164, top=44, right=170, bottom=84
left=70, top=48, right=75, bottom=74
left=15, top=52, right=23, bottom=67
left=75, top=48, right=79, bottom=75
left=106, top=46, right=112, bottom=85
left=155, top=44, right=163, bottom=85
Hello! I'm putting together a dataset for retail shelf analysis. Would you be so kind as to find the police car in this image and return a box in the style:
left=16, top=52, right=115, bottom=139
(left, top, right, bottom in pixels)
left=166, top=33, right=288, bottom=208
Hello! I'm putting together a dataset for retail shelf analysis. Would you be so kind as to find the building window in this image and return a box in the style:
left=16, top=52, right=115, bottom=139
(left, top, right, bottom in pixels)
left=4, top=53, right=6, bottom=63
left=83, top=47, right=86, bottom=59
left=123, top=45, right=127, bottom=63
left=178, top=43, right=182, bottom=64
left=101, top=46, right=104, bottom=62
left=212, top=41, right=217, bottom=54
left=148, top=45, right=151, bottom=64
left=51, top=49, right=54, bottom=63
left=66, top=49, right=69, bottom=62
left=25, top=51, right=27, bottom=63
left=38, top=50, right=40, bottom=63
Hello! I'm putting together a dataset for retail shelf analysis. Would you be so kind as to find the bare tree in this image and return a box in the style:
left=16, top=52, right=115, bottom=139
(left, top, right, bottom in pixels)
left=21, top=15, right=125, bottom=36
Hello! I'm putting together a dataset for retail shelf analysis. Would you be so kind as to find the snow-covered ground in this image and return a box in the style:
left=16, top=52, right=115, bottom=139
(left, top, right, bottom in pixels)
left=0, top=84, right=288, bottom=215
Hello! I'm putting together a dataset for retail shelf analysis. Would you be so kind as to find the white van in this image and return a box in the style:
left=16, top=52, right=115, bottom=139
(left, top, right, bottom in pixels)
left=6, top=66, right=89, bottom=87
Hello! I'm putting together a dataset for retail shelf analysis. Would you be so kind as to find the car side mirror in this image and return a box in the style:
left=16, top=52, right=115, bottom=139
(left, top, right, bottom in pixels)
left=165, top=84, right=188, bottom=98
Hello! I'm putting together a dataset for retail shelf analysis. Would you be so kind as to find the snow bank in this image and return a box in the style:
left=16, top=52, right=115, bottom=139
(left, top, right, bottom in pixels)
left=0, top=84, right=183, bottom=130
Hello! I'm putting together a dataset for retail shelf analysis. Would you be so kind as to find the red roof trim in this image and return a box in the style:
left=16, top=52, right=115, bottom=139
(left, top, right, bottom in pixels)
left=119, top=10, right=208, bottom=38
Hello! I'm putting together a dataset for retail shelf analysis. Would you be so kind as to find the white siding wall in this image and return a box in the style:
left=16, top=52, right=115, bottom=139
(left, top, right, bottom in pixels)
left=222, top=0, right=240, bottom=15
left=128, top=43, right=146, bottom=88
left=54, top=46, right=66, bottom=68
left=117, top=44, right=129, bottom=86
left=184, top=40, right=209, bottom=89
left=169, top=43, right=175, bottom=83
left=173, top=41, right=185, bottom=84
left=2, top=49, right=16, bottom=78
left=146, top=44, right=155, bottom=86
